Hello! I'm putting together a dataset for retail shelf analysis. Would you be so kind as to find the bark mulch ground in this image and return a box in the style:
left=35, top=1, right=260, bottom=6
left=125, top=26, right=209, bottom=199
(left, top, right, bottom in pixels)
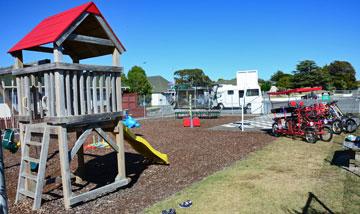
left=4, top=116, right=274, bottom=213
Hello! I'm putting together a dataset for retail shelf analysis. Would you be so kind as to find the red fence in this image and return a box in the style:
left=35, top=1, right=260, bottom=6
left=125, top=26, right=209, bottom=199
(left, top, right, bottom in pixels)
left=122, top=93, right=145, bottom=118
left=0, top=117, right=17, bottom=130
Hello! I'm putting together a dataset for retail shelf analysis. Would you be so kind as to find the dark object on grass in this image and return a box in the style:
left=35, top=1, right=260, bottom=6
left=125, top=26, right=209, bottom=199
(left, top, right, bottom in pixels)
left=179, top=200, right=192, bottom=208
left=161, top=208, right=176, bottom=214
left=0, top=130, right=9, bottom=214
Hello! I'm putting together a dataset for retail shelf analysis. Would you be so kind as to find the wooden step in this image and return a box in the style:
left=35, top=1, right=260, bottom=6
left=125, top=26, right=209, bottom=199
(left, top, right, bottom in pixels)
left=23, top=157, right=40, bottom=164
left=26, top=141, right=42, bottom=146
left=19, top=189, right=35, bottom=198
left=21, top=172, right=38, bottom=181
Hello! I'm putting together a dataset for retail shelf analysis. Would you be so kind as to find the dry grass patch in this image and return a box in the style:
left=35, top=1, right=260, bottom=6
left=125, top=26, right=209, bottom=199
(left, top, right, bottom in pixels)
left=145, top=132, right=360, bottom=214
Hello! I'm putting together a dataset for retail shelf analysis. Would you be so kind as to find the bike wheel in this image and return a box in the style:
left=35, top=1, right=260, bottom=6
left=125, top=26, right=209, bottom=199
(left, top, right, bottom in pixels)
left=320, top=126, right=333, bottom=142
left=272, top=123, right=280, bottom=137
left=305, top=130, right=317, bottom=144
left=331, top=119, right=342, bottom=135
left=345, top=118, right=357, bottom=133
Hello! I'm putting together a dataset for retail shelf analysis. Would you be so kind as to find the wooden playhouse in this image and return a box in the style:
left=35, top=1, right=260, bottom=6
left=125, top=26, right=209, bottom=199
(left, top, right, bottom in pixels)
left=6, top=2, right=129, bottom=210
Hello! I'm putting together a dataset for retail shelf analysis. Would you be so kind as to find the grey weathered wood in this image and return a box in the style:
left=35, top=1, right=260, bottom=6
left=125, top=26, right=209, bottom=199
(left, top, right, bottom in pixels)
left=45, top=112, right=122, bottom=126
left=65, top=71, right=72, bottom=116
left=12, top=62, right=123, bottom=76
left=13, top=51, right=23, bottom=69
left=70, top=129, right=92, bottom=159
left=67, top=34, right=114, bottom=47
left=49, top=72, right=55, bottom=117
left=115, top=123, right=126, bottom=180
left=115, top=73, right=122, bottom=112
left=20, top=77, right=25, bottom=115
left=95, top=15, right=125, bottom=54
left=24, top=76, right=31, bottom=117
left=56, top=12, right=89, bottom=46
left=111, top=74, right=116, bottom=112
left=30, top=75, right=37, bottom=117
left=99, top=75, right=104, bottom=113
left=43, top=72, right=49, bottom=116
left=25, top=46, right=53, bottom=53
left=92, top=74, right=98, bottom=114
left=72, top=72, right=79, bottom=116
left=15, top=125, right=31, bottom=203
left=37, top=77, right=43, bottom=118
left=33, top=127, right=50, bottom=209
left=79, top=72, right=86, bottom=115
left=105, top=75, right=111, bottom=112
left=57, top=126, right=72, bottom=209
left=53, top=45, right=63, bottom=63
left=95, top=128, right=119, bottom=152
left=86, top=73, right=92, bottom=114
left=16, top=77, right=22, bottom=115
left=55, top=71, right=65, bottom=117
left=69, top=178, right=129, bottom=206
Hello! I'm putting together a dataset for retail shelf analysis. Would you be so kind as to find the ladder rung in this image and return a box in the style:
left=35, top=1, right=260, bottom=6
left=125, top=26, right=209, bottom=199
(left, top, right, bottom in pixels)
left=26, top=141, right=42, bottom=146
left=21, top=172, right=37, bottom=181
left=19, top=189, right=35, bottom=198
left=23, top=157, right=40, bottom=164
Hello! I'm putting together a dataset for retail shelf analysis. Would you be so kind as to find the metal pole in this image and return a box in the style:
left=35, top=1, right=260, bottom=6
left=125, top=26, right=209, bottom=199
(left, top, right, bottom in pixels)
left=143, top=95, right=146, bottom=118
left=189, top=94, right=193, bottom=128
left=241, top=97, right=244, bottom=132
left=0, top=131, right=9, bottom=214
left=231, top=94, right=233, bottom=115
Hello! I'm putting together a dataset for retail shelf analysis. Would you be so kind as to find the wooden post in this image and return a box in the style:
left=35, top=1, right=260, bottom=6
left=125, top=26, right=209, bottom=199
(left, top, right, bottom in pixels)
left=111, top=74, right=116, bottom=112
left=112, top=48, right=125, bottom=180
left=86, top=73, right=92, bottom=114
left=16, top=77, right=22, bottom=115
left=99, top=75, right=104, bottom=113
left=38, top=76, right=43, bottom=118
left=76, top=131, right=85, bottom=183
left=57, top=126, right=72, bottom=209
left=55, top=71, right=65, bottom=117
left=72, top=72, right=79, bottom=116
left=65, top=71, right=72, bottom=116
left=49, top=72, right=55, bottom=117
left=79, top=72, right=86, bottom=115
left=105, top=75, right=111, bottom=112
left=92, top=74, right=98, bottom=114
left=44, top=72, right=49, bottom=116
left=13, top=51, right=24, bottom=116
left=54, top=45, right=63, bottom=63
left=24, top=76, right=31, bottom=117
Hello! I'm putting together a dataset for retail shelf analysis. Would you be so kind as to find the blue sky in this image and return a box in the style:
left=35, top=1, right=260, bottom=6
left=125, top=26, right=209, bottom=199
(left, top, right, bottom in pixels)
left=0, top=0, right=359, bottom=81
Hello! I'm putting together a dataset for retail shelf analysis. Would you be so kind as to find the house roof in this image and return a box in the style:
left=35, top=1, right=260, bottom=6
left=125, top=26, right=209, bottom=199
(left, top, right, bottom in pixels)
left=8, top=2, right=125, bottom=59
left=148, top=76, right=170, bottom=93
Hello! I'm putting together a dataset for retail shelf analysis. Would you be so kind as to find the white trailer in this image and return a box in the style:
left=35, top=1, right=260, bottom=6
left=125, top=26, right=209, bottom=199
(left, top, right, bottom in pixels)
left=216, top=70, right=263, bottom=114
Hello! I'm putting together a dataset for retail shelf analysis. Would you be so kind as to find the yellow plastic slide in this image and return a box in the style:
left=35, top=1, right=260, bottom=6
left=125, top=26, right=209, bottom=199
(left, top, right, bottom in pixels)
left=123, top=126, right=169, bottom=164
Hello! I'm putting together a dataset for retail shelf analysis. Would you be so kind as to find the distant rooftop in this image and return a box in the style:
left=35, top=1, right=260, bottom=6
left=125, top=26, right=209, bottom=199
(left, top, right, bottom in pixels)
left=147, top=75, right=170, bottom=93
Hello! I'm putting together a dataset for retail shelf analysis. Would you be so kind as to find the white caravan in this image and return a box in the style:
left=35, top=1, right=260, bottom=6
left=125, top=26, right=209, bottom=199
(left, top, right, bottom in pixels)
left=216, top=70, right=263, bottom=114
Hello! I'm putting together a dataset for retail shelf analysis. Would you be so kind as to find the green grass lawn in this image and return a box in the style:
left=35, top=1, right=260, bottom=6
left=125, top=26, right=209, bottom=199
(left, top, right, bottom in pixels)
left=145, top=132, right=360, bottom=213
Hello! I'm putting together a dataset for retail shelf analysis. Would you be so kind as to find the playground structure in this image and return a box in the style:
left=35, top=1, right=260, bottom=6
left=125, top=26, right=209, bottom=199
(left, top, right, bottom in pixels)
left=2, top=2, right=168, bottom=210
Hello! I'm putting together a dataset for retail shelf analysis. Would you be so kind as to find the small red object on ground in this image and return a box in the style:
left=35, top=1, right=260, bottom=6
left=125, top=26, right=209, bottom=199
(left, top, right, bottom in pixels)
left=193, top=117, right=201, bottom=127
left=183, top=117, right=191, bottom=127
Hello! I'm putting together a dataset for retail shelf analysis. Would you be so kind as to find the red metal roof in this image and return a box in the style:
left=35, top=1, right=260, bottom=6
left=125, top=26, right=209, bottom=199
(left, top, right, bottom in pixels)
left=268, top=87, right=323, bottom=95
left=8, top=2, right=125, bottom=53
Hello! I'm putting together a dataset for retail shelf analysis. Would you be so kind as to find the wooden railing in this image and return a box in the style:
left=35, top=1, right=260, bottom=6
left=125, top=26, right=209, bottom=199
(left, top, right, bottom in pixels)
left=14, top=63, right=123, bottom=124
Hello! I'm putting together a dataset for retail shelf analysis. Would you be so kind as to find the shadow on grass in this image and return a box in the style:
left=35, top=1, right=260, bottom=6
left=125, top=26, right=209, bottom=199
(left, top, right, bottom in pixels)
left=286, top=192, right=334, bottom=214
left=330, top=150, right=355, bottom=167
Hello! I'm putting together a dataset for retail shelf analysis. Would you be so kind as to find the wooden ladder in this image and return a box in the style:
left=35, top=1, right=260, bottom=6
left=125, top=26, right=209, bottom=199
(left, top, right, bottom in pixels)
left=15, top=125, right=50, bottom=210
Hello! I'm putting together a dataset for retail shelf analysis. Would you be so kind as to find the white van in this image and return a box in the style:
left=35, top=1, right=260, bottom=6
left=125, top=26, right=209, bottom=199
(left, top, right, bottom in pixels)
left=215, top=70, right=263, bottom=114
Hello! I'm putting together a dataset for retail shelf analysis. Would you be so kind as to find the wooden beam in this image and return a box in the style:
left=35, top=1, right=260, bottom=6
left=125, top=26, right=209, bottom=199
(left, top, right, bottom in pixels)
left=92, top=74, right=98, bottom=114
left=94, top=15, right=125, bottom=54
left=72, top=72, right=79, bottom=116
left=53, top=45, right=63, bottom=63
left=49, top=72, right=55, bottom=117
left=69, top=129, right=92, bottom=160
left=99, top=75, right=104, bottom=113
left=57, top=126, right=72, bottom=209
left=79, top=72, right=86, bottom=115
left=25, top=46, right=53, bottom=53
left=95, top=128, right=119, bottom=152
left=12, top=62, right=122, bottom=76
left=67, top=34, right=114, bottom=47
left=65, top=71, right=72, bottom=116
left=55, top=71, right=65, bottom=117
left=56, top=13, right=89, bottom=46
left=69, top=178, right=129, bottom=206
left=13, top=51, right=23, bottom=69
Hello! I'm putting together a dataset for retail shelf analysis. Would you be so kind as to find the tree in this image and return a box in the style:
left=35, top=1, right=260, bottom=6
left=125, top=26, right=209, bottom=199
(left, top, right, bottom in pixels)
left=121, top=72, right=128, bottom=87
left=270, top=70, right=287, bottom=82
left=324, top=61, right=357, bottom=90
left=258, top=79, right=272, bottom=91
left=127, top=66, right=152, bottom=95
left=292, top=60, right=323, bottom=88
left=270, top=70, right=293, bottom=89
left=294, top=60, right=319, bottom=74
left=174, top=69, right=212, bottom=86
